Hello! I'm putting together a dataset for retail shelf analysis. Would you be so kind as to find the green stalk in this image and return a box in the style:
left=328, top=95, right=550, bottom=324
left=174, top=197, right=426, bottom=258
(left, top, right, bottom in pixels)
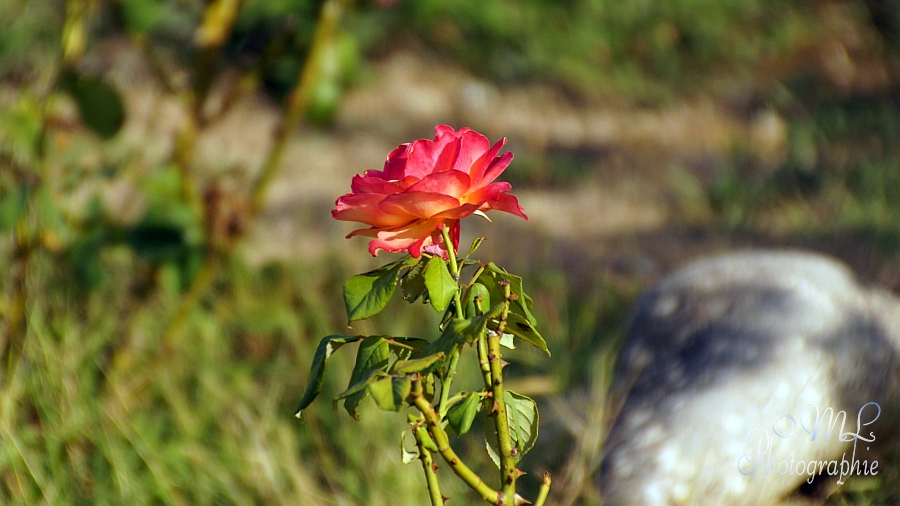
left=489, top=282, right=516, bottom=506
left=476, top=334, right=493, bottom=390
left=193, top=0, right=245, bottom=120
left=251, top=0, right=343, bottom=213
left=436, top=225, right=465, bottom=420
left=474, top=293, right=493, bottom=389
left=156, top=0, right=342, bottom=346
left=411, top=379, right=500, bottom=504
left=534, top=472, right=552, bottom=506
left=440, top=226, right=459, bottom=282
left=438, top=349, right=460, bottom=422
left=415, top=433, right=444, bottom=506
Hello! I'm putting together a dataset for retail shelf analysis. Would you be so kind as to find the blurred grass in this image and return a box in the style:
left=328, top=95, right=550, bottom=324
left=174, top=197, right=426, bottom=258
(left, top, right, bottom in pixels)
left=0, top=243, right=454, bottom=505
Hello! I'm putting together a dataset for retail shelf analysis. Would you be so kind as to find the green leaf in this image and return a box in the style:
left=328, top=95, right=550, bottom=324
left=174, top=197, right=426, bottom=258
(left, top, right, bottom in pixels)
left=67, top=228, right=109, bottom=290
left=438, top=297, right=456, bottom=331
left=477, top=263, right=538, bottom=327
left=343, top=336, right=391, bottom=419
left=120, top=0, right=168, bottom=33
left=465, top=282, right=491, bottom=318
left=400, top=257, right=427, bottom=303
left=420, top=303, right=504, bottom=374
left=420, top=333, right=457, bottom=366
left=392, top=352, right=446, bottom=375
left=484, top=391, right=540, bottom=467
left=386, top=336, right=430, bottom=359
left=295, top=335, right=361, bottom=419
left=424, top=255, right=457, bottom=313
left=506, top=391, right=540, bottom=459
left=0, top=184, right=27, bottom=232
left=447, top=392, right=481, bottom=436
left=496, top=312, right=550, bottom=356
left=368, top=375, right=412, bottom=411
left=416, top=426, right=439, bottom=453
left=423, top=372, right=436, bottom=402
left=343, top=257, right=414, bottom=322
left=125, top=224, right=187, bottom=263
left=441, top=303, right=504, bottom=346
left=335, top=370, right=384, bottom=401
left=499, top=333, right=516, bottom=350
left=59, top=68, right=125, bottom=140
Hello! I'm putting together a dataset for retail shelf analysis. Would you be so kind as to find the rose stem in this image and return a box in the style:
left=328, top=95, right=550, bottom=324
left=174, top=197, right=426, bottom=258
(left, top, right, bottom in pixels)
left=489, top=281, right=517, bottom=506
left=437, top=225, right=466, bottom=421
left=534, top=472, right=552, bottom=506
left=474, top=297, right=494, bottom=389
left=411, top=377, right=501, bottom=504
left=414, top=431, right=444, bottom=506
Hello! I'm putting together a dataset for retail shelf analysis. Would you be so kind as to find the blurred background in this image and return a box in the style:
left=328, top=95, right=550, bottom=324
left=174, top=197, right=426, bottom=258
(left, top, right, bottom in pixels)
left=1, top=0, right=900, bottom=504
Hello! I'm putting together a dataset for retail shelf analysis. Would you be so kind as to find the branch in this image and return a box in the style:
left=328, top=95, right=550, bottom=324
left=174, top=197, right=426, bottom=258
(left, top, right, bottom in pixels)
left=415, top=432, right=445, bottom=506
left=410, top=379, right=501, bottom=504
left=534, top=472, right=551, bottom=506
left=488, top=281, right=517, bottom=505
left=250, top=0, right=344, bottom=214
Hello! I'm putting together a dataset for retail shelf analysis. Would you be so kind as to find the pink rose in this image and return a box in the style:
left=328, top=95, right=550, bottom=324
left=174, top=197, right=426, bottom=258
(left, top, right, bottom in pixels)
left=333, top=125, right=528, bottom=258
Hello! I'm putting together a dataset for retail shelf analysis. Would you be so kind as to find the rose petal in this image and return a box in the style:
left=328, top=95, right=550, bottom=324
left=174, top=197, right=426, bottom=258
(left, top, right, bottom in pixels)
left=433, top=203, right=482, bottom=220
left=448, top=218, right=461, bottom=250
left=464, top=181, right=511, bottom=205
left=469, top=138, right=507, bottom=185
left=383, top=143, right=411, bottom=181
left=435, top=124, right=465, bottom=137
left=403, top=127, right=461, bottom=179
left=488, top=192, right=528, bottom=221
left=421, top=219, right=460, bottom=259
left=379, top=191, right=461, bottom=220
left=478, top=151, right=514, bottom=187
left=434, top=137, right=461, bottom=173
left=333, top=193, right=411, bottom=228
left=346, top=226, right=378, bottom=238
left=452, top=130, right=491, bottom=173
left=366, top=219, right=442, bottom=257
left=350, top=173, right=405, bottom=195
left=406, top=170, right=471, bottom=199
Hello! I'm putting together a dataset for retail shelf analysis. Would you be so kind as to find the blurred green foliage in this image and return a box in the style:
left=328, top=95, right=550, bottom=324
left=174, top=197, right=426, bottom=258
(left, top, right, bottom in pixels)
left=385, top=0, right=816, bottom=102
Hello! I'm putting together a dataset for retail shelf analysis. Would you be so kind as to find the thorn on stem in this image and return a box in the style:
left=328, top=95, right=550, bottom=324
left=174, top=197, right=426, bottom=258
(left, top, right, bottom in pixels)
left=513, top=493, right=532, bottom=505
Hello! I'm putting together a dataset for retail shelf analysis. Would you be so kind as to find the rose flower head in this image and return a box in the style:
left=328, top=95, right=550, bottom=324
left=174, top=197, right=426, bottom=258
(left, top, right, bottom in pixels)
left=333, top=125, right=528, bottom=258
